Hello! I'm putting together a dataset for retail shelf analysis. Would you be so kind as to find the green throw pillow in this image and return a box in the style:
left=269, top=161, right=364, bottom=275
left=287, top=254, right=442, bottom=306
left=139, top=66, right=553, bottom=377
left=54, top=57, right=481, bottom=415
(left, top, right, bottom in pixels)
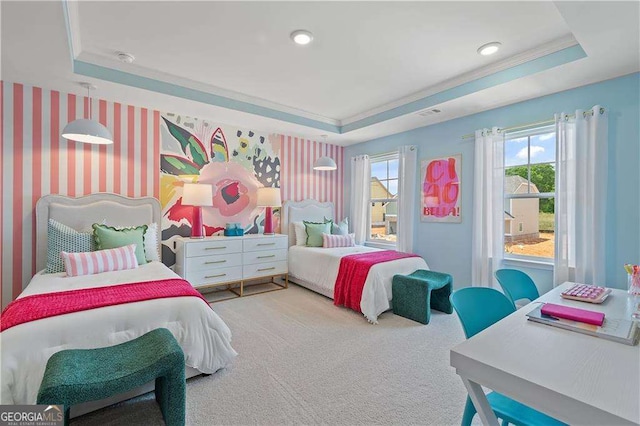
left=93, top=223, right=148, bottom=265
left=46, top=219, right=97, bottom=273
left=303, top=220, right=332, bottom=247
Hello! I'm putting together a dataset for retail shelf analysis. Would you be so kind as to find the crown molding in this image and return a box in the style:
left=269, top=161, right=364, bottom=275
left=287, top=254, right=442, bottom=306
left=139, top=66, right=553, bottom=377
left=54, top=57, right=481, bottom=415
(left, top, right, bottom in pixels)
left=62, top=0, right=81, bottom=60
left=341, top=35, right=579, bottom=125
left=77, top=51, right=341, bottom=127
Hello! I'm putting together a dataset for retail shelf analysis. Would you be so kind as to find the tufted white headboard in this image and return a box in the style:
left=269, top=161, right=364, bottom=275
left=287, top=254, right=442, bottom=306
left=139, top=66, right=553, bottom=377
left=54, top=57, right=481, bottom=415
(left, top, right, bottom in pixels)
left=35, top=193, right=162, bottom=271
left=282, top=199, right=334, bottom=247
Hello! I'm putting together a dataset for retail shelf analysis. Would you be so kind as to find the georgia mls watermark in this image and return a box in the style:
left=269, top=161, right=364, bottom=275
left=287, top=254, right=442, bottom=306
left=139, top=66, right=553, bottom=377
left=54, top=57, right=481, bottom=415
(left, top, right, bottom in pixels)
left=0, top=405, right=64, bottom=426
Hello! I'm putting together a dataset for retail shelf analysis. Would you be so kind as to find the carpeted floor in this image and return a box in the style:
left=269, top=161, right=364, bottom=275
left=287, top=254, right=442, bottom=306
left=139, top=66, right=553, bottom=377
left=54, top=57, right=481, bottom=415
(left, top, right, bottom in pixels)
left=73, top=284, right=469, bottom=425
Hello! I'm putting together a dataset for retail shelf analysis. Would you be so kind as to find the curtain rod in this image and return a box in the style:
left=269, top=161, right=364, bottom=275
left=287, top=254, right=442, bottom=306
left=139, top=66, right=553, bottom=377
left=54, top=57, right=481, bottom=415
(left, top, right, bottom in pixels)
left=461, top=107, right=605, bottom=140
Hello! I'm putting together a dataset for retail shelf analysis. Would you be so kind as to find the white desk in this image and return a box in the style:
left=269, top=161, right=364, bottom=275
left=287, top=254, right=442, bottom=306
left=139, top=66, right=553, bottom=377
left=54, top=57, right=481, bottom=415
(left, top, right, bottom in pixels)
left=450, top=283, right=640, bottom=425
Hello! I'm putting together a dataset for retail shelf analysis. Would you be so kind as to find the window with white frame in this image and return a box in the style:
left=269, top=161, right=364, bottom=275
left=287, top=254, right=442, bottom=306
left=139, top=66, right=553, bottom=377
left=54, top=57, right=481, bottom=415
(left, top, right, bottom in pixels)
left=369, top=153, right=399, bottom=244
left=503, top=125, right=556, bottom=261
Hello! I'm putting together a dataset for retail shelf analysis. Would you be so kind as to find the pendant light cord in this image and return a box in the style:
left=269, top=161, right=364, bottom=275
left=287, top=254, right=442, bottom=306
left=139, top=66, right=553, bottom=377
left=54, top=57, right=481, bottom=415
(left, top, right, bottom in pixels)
left=87, top=85, right=92, bottom=119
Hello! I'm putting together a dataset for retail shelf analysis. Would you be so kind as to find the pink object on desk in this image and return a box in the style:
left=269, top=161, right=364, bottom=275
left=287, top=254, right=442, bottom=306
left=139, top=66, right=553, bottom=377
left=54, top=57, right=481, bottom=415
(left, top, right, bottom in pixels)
left=541, top=303, right=605, bottom=326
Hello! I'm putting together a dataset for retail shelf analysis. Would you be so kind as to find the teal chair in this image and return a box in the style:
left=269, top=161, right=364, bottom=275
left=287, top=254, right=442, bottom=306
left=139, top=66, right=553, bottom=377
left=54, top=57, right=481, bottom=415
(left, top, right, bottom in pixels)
left=495, top=269, right=540, bottom=309
left=450, top=288, right=566, bottom=426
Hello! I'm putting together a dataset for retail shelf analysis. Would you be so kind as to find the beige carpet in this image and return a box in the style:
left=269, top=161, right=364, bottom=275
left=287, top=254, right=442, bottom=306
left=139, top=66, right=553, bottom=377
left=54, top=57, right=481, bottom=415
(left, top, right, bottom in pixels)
left=74, top=284, right=469, bottom=425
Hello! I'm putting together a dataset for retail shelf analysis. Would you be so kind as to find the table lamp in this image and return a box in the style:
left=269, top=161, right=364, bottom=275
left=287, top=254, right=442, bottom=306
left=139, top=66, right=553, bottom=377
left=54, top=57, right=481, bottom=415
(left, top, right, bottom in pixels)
left=182, top=183, right=213, bottom=238
left=256, top=187, right=281, bottom=235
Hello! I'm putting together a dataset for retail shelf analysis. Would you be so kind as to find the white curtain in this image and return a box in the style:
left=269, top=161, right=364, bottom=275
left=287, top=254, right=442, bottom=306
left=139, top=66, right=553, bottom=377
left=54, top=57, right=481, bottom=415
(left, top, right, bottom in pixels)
left=471, top=127, right=504, bottom=287
left=555, top=106, right=608, bottom=286
left=350, top=155, right=371, bottom=245
left=397, top=146, right=417, bottom=253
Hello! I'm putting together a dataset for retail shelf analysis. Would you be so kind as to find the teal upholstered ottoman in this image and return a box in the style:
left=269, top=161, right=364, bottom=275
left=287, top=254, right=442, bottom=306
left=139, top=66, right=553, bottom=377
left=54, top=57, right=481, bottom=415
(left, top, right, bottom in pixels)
left=37, top=328, right=185, bottom=426
left=392, top=270, right=454, bottom=324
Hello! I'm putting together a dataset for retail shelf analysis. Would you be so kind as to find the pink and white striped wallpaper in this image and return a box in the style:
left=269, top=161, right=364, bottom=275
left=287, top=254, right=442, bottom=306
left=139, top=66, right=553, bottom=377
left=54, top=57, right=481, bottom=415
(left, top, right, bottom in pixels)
left=0, top=81, right=344, bottom=308
left=280, top=135, right=345, bottom=221
left=1, top=82, right=161, bottom=308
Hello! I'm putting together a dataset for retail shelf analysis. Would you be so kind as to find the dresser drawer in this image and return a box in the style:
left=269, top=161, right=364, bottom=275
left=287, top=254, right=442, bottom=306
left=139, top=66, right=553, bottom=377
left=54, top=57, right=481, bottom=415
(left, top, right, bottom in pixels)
left=243, top=237, right=288, bottom=253
left=185, top=239, right=242, bottom=257
left=242, top=249, right=287, bottom=265
left=186, top=253, right=242, bottom=272
left=186, top=266, right=243, bottom=287
left=243, top=261, right=288, bottom=280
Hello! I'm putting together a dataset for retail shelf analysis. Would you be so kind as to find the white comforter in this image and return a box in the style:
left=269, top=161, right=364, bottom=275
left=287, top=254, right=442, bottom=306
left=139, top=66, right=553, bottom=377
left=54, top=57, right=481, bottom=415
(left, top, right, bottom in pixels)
left=288, top=246, right=429, bottom=323
left=0, top=262, right=237, bottom=404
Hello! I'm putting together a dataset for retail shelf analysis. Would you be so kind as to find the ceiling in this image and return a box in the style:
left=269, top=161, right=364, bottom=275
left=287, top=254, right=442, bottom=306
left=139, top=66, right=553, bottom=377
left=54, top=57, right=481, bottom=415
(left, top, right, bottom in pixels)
left=1, top=1, right=639, bottom=146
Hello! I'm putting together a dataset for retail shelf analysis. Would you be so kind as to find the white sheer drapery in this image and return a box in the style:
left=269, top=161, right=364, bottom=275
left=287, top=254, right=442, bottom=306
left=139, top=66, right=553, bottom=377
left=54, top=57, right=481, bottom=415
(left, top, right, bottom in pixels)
left=397, top=146, right=417, bottom=253
left=472, top=127, right=504, bottom=287
left=350, top=155, right=371, bottom=245
left=554, top=106, right=608, bottom=286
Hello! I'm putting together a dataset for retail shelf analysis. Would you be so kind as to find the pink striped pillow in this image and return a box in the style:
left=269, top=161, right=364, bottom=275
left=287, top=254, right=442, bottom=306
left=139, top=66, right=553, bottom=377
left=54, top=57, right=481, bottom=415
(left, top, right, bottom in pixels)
left=61, top=244, right=139, bottom=277
left=322, top=233, right=356, bottom=248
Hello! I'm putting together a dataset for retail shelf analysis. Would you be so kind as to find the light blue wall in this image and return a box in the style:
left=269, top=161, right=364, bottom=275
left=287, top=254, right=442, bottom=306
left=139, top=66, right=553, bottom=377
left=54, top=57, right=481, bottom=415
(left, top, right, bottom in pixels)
left=344, top=73, right=640, bottom=292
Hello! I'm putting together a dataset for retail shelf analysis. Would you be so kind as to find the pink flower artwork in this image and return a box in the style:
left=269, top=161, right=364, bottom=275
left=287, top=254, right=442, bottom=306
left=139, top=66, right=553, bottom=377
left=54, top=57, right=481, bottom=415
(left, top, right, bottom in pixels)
left=199, top=161, right=261, bottom=227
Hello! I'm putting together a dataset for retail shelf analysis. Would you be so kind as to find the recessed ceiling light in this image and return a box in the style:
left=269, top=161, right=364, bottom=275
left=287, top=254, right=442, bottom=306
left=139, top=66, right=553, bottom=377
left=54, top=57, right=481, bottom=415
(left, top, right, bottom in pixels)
left=477, top=42, right=501, bottom=56
left=116, top=52, right=135, bottom=64
left=290, top=30, right=313, bottom=46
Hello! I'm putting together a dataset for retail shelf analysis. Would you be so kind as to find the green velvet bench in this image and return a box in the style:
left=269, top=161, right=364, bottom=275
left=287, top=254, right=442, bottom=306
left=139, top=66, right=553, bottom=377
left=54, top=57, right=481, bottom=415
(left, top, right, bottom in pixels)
left=37, top=328, right=186, bottom=426
left=392, top=270, right=454, bottom=324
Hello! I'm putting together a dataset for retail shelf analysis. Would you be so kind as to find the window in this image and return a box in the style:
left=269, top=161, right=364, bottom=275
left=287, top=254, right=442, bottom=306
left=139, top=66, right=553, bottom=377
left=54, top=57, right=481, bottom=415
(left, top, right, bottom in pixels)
left=503, top=125, right=556, bottom=261
left=369, top=153, right=399, bottom=244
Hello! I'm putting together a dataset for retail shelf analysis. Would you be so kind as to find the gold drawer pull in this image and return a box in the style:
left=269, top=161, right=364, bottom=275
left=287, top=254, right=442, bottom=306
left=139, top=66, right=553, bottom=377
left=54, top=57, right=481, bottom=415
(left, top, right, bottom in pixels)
left=205, top=246, right=226, bottom=250
left=257, top=255, right=275, bottom=259
left=257, top=267, right=276, bottom=272
left=257, top=243, right=275, bottom=246
left=205, top=273, right=226, bottom=279
left=205, top=260, right=227, bottom=264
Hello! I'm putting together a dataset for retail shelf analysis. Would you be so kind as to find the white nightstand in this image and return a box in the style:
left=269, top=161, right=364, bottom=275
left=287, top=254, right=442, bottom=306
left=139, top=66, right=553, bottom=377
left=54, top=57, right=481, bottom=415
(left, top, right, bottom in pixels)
left=174, top=234, right=288, bottom=300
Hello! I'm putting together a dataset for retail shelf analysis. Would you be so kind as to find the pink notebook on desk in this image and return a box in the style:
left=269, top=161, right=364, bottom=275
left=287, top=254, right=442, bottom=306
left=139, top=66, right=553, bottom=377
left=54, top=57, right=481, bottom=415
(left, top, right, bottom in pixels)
left=541, top=303, right=605, bottom=326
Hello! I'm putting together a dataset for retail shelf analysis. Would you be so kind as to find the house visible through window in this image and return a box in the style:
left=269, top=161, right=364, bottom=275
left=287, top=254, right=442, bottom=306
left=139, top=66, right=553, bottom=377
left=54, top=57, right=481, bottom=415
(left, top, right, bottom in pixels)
left=503, top=125, right=556, bottom=260
left=369, top=153, right=399, bottom=243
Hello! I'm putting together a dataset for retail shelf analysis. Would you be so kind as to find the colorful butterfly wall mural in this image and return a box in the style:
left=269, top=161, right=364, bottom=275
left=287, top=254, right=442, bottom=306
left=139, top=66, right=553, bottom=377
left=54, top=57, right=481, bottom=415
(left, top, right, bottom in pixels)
left=160, top=113, right=281, bottom=266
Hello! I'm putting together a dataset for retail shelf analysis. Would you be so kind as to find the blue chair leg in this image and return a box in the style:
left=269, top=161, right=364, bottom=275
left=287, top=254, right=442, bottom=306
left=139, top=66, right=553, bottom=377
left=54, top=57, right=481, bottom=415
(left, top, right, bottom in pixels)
left=461, top=396, right=476, bottom=426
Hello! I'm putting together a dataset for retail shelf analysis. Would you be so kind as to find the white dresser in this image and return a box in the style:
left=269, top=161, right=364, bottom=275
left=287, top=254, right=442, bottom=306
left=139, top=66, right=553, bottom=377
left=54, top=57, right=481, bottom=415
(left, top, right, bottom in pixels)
left=174, top=234, right=288, bottom=299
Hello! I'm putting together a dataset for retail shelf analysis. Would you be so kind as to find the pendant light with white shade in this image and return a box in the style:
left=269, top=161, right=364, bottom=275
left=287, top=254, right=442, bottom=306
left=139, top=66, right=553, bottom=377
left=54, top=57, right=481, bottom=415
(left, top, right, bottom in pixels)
left=313, top=135, right=337, bottom=171
left=62, top=83, right=113, bottom=145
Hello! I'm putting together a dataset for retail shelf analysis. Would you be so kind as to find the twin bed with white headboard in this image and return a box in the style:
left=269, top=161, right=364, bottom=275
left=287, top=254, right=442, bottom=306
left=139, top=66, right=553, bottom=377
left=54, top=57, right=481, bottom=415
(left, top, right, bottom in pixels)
left=1, top=194, right=236, bottom=411
left=2, top=195, right=427, bottom=411
left=282, top=199, right=429, bottom=323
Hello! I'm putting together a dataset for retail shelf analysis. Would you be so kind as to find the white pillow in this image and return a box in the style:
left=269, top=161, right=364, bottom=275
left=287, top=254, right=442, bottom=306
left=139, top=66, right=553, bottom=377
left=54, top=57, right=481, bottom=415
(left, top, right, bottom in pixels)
left=144, top=223, right=161, bottom=262
left=292, top=221, right=307, bottom=246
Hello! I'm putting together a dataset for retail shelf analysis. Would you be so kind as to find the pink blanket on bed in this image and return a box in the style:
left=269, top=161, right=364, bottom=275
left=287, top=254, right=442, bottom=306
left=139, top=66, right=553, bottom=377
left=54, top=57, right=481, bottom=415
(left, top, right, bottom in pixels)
left=333, top=250, right=419, bottom=313
left=0, top=278, right=209, bottom=332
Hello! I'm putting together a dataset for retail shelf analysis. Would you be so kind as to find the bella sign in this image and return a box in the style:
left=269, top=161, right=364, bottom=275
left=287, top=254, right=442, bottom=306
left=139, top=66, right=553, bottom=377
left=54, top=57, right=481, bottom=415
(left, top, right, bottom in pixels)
left=421, top=154, right=461, bottom=223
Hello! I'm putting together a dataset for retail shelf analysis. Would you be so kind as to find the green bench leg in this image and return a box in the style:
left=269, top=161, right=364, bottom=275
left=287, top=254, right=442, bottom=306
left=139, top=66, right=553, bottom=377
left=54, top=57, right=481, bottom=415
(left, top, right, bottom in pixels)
left=155, top=365, right=186, bottom=426
left=430, top=283, right=453, bottom=315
